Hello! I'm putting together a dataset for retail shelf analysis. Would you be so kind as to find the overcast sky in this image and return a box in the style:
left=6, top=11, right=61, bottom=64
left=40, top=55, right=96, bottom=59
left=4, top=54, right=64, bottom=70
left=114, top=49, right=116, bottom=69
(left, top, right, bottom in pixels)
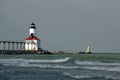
left=0, top=0, right=120, bottom=53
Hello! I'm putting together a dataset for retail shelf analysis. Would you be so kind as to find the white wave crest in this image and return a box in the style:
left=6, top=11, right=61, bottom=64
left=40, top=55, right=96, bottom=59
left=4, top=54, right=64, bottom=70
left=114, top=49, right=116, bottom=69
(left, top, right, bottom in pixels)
left=75, top=60, right=120, bottom=66
left=0, top=58, right=24, bottom=66
left=0, top=57, right=70, bottom=66
left=63, top=72, right=120, bottom=80
left=81, top=66, right=120, bottom=72
left=0, top=57, right=80, bottom=69
left=27, top=57, right=70, bottom=63
left=19, top=63, right=79, bottom=69
left=63, top=72, right=92, bottom=79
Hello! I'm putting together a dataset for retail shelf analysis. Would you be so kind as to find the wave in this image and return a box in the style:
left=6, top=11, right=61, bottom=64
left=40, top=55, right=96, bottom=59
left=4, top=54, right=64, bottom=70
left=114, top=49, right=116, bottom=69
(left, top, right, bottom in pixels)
left=0, top=57, right=70, bottom=65
left=63, top=72, right=120, bottom=80
left=0, top=57, right=80, bottom=69
left=19, top=63, right=79, bottom=69
left=0, top=58, right=24, bottom=66
left=63, top=72, right=92, bottom=79
left=81, top=66, right=120, bottom=72
left=75, top=60, right=120, bottom=73
left=75, top=60, right=120, bottom=66
left=26, top=57, right=71, bottom=63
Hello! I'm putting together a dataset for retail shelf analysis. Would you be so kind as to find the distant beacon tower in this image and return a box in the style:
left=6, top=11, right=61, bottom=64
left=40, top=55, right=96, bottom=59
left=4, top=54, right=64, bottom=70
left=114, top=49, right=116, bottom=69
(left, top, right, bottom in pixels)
left=25, top=22, right=41, bottom=51
left=85, top=44, right=91, bottom=54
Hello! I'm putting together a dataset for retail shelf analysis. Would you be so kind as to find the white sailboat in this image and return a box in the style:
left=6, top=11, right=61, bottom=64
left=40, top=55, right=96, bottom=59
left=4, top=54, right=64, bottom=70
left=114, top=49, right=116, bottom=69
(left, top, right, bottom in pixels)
left=86, top=44, right=91, bottom=53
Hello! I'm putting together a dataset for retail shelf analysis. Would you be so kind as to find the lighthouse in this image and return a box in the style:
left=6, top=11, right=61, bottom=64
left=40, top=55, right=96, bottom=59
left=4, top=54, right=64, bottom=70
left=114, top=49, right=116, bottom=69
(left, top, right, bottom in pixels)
left=29, top=22, right=36, bottom=35
left=25, top=22, right=41, bottom=51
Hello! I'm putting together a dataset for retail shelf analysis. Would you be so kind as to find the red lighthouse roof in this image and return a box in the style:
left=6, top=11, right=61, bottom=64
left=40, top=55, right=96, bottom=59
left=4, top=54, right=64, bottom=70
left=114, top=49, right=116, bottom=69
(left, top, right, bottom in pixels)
left=26, top=36, right=40, bottom=40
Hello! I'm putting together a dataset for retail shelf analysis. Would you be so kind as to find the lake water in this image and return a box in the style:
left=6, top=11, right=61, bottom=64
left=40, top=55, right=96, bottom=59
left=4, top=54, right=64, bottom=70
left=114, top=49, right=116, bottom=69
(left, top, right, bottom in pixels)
left=0, top=53, right=120, bottom=80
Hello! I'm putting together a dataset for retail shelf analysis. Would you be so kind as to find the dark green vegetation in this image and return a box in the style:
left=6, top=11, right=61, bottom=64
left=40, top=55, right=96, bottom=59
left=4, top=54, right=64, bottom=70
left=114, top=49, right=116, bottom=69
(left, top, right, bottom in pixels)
left=0, top=53, right=120, bottom=61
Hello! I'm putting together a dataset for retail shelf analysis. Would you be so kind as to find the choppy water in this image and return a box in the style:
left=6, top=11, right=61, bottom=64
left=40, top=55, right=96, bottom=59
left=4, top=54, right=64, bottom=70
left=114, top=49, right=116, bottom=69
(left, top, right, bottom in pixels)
left=0, top=54, right=120, bottom=80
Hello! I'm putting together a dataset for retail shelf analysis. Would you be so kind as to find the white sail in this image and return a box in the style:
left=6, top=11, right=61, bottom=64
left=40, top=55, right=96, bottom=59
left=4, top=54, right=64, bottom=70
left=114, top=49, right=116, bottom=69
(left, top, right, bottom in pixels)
left=86, top=44, right=91, bottom=53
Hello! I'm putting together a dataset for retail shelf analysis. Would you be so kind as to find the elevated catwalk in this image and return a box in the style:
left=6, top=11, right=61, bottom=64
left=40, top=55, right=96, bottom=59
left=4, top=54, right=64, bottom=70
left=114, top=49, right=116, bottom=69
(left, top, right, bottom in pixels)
left=0, top=40, right=37, bottom=54
left=0, top=40, right=51, bottom=55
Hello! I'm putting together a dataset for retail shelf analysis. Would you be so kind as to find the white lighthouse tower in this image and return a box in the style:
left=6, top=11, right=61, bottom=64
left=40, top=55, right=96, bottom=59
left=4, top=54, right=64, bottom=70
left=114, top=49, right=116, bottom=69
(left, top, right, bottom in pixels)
left=29, top=22, right=36, bottom=35
left=25, top=22, right=41, bottom=51
left=85, top=44, right=91, bottom=53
